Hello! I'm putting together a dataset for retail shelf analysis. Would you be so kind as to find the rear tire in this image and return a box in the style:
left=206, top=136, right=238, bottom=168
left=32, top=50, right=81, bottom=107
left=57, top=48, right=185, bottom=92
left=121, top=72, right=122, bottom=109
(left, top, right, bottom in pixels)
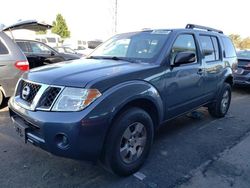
left=208, top=83, right=231, bottom=118
left=102, top=107, right=154, bottom=176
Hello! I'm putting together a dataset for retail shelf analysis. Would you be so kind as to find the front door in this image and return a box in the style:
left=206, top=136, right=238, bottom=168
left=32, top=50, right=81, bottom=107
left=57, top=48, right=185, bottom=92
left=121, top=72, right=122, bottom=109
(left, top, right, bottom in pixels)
left=165, top=33, right=205, bottom=119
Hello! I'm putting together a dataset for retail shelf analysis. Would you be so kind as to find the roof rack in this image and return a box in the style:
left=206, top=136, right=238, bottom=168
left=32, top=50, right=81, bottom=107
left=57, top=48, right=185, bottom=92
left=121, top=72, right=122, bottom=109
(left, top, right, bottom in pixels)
left=185, top=24, right=223, bottom=34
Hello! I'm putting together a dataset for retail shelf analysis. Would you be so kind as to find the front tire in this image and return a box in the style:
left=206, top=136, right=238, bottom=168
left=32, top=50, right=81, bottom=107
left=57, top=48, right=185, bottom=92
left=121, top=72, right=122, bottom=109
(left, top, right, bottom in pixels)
left=208, top=83, right=231, bottom=118
left=102, top=107, right=154, bottom=176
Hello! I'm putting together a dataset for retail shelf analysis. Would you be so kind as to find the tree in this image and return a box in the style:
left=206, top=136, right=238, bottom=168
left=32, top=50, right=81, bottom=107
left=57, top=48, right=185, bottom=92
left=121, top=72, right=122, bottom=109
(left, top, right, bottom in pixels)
left=239, top=37, right=250, bottom=50
left=229, top=34, right=241, bottom=49
left=51, top=14, right=70, bottom=38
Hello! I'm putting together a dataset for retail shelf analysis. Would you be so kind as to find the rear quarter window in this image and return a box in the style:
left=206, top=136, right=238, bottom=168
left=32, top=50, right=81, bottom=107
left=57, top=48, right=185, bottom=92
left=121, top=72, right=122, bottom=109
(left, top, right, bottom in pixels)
left=16, top=42, right=30, bottom=53
left=222, top=37, right=236, bottom=58
left=0, top=40, right=9, bottom=55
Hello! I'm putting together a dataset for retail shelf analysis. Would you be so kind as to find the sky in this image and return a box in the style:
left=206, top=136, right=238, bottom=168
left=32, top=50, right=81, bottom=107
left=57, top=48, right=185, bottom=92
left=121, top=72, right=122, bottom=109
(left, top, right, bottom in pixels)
left=0, top=0, right=249, bottom=40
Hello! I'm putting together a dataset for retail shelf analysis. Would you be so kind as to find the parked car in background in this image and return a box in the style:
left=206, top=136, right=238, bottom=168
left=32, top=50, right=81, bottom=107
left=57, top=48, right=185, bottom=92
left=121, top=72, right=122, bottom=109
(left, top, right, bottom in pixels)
left=0, top=20, right=52, bottom=107
left=54, top=46, right=83, bottom=57
left=234, top=50, right=250, bottom=86
left=0, top=20, right=80, bottom=107
left=63, top=39, right=102, bottom=56
left=16, top=39, right=80, bottom=69
left=87, top=40, right=103, bottom=49
left=0, top=31, right=28, bottom=107
left=9, top=24, right=237, bottom=176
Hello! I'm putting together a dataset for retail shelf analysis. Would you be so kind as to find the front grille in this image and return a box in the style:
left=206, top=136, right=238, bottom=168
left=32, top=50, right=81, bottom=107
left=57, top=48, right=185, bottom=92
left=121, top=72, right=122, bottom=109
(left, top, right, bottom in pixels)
left=20, top=80, right=41, bottom=103
left=37, top=87, right=61, bottom=109
left=15, top=79, right=63, bottom=111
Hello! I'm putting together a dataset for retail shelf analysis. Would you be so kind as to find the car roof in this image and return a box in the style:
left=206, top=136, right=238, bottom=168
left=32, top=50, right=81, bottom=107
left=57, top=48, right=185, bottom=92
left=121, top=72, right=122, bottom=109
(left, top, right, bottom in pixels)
left=119, top=24, right=225, bottom=37
left=15, top=39, right=43, bottom=43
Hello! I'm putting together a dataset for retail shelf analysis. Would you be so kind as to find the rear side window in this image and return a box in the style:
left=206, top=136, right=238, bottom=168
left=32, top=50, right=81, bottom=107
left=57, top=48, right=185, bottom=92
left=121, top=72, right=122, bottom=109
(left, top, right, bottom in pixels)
left=0, top=40, right=9, bottom=55
left=211, top=37, right=220, bottom=60
left=222, top=37, right=236, bottom=58
left=17, top=42, right=30, bottom=53
left=199, top=35, right=220, bottom=62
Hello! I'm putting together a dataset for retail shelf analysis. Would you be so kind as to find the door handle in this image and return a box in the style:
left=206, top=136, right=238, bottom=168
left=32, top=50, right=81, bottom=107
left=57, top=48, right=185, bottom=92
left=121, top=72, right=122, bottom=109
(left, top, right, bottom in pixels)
left=197, top=69, right=203, bottom=75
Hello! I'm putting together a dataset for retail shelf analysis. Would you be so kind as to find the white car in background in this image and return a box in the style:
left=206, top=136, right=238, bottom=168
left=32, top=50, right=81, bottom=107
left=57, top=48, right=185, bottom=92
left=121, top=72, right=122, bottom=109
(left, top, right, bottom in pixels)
left=63, top=39, right=102, bottom=56
left=35, top=33, right=62, bottom=48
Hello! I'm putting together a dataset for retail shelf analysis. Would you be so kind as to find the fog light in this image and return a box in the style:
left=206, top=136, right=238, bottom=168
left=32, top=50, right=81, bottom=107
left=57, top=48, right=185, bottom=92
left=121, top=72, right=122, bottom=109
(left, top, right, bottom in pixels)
left=55, top=134, right=69, bottom=150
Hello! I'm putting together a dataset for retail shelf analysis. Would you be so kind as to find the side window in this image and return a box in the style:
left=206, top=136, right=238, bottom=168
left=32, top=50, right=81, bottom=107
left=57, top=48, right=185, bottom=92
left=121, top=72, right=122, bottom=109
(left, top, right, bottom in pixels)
left=17, top=42, right=30, bottom=53
left=171, top=34, right=197, bottom=63
left=0, top=40, right=9, bottom=55
left=222, top=37, right=236, bottom=58
left=211, top=37, right=220, bottom=60
left=30, top=42, right=51, bottom=54
left=200, top=36, right=216, bottom=62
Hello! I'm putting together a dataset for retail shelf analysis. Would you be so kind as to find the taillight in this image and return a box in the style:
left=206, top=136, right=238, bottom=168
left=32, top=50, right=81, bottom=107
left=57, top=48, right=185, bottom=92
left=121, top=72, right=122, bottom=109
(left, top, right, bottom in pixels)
left=15, top=60, right=29, bottom=71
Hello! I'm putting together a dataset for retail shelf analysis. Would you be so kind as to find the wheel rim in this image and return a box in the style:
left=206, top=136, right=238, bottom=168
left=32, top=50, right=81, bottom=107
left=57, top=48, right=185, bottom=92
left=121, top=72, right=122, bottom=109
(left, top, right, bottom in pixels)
left=221, top=90, right=230, bottom=114
left=119, top=122, right=147, bottom=164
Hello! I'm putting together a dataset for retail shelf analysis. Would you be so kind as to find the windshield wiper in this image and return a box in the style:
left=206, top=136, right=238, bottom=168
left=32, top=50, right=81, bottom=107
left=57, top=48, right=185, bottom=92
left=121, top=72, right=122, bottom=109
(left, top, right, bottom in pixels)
left=87, top=56, right=137, bottom=63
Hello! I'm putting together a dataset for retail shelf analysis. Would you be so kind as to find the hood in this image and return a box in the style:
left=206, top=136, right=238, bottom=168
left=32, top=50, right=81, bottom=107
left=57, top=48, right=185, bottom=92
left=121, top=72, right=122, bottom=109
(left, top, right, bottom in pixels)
left=23, top=59, right=155, bottom=88
left=2, top=20, right=52, bottom=32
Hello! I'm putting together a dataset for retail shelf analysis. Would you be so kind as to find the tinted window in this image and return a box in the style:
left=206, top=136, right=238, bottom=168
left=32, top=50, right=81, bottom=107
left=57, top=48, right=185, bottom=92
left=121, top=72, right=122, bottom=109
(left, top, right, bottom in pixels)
left=0, top=40, right=9, bottom=54
left=211, top=37, right=220, bottom=60
left=171, top=34, right=197, bottom=63
left=200, top=36, right=215, bottom=62
left=17, top=42, right=30, bottom=53
left=222, top=37, right=236, bottom=58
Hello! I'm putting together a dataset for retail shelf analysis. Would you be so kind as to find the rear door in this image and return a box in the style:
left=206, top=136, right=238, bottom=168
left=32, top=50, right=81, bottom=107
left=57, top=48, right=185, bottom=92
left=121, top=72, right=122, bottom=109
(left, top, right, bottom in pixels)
left=165, top=33, right=205, bottom=118
left=198, top=35, right=222, bottom=99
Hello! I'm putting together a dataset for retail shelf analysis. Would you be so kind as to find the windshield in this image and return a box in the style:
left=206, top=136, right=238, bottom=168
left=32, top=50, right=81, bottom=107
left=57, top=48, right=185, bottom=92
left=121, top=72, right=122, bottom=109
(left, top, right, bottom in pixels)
left=237, top=50, right=250, bottom=59
left=90, top=30, right=171, bottom=63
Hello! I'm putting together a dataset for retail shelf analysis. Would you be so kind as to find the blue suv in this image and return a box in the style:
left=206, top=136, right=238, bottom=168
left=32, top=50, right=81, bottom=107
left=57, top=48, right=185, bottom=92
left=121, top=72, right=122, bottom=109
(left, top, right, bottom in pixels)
left=8, top=24, right=237, bottom=176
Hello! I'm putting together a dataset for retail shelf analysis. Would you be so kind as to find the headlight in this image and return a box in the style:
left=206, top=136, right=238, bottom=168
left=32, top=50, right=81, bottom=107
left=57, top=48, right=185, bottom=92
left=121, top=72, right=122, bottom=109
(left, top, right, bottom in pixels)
left=52, top=87, right=101, bottom=111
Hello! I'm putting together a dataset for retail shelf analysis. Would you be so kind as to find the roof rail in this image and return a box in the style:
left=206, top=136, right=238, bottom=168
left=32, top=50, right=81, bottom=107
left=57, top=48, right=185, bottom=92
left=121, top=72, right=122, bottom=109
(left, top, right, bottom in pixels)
left=185, top=24, right=223, bottom=34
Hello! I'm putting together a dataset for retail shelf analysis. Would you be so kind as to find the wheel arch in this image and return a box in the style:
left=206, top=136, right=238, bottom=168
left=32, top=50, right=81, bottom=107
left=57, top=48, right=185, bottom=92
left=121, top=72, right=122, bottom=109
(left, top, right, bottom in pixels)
left=224, top=75, right=233, bottom=86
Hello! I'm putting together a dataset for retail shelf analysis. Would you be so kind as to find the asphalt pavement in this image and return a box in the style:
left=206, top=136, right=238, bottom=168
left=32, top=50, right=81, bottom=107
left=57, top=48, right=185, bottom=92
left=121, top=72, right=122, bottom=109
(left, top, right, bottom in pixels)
left=0, top=86, right=250, bottom=188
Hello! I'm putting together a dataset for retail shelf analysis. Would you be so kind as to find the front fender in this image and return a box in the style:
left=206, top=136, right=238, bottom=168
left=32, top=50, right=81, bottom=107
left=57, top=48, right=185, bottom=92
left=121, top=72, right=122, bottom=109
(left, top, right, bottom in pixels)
left=84, top=80, right=164, bottom=130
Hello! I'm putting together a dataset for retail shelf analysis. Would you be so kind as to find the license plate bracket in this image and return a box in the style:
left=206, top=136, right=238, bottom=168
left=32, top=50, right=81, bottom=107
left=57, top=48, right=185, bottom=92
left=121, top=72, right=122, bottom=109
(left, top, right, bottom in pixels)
left=12, top=117, right=28, bottom=143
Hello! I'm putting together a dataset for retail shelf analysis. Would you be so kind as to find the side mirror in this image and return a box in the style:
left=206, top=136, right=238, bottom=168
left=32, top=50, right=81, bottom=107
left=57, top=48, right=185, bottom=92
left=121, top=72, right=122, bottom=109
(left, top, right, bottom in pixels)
left=203, top=49, right=214, bottom=56
left=173, top=51, right=196, bottom=66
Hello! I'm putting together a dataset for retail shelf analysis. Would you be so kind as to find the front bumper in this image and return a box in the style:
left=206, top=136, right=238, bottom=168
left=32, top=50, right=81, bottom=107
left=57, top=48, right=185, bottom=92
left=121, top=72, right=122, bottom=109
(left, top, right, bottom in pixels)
left=8, top=97, right=109, bottom=161
left=234, top=73, right=250, bottom=86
